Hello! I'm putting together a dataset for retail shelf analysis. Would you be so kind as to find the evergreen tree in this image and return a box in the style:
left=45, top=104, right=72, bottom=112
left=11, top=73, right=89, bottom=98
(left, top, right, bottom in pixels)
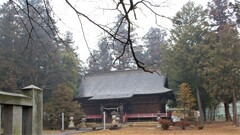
left=208, top=0, right=232, bottom=31
left=141, top=27, right=166, bottom=69
left=207, top=0, right=237, bottom=122
left=110, top=14, right=138, bottom=70
left=87, top=14, right=141, bottom=73
left=0, top=0, right=84, bottom=129
left=177, top=83, right=196, bottom=120
left=177, top=83, right=196, bottom=110
left=44, top=84, right=83, bottom=129
left=0, top=1, right=24, bottom=92
left=87, top=38, right=113, bottom=73
left=230, top=1, right=240, bottom=26
left=0, top=1, right=83, bottom=129
left=202, top=25, right=240, bottom=125
left=160, top=1, right=209, bottom=126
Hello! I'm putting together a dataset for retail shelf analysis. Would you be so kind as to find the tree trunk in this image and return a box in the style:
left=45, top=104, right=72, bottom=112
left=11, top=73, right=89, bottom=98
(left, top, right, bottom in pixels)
left=41, top=65, right=49, bottom=90
left=209, top=108, right=212, bottom=121
left=196, top=86, right=204, bottom=126
left=213, top=108, right=215, bottom=121
left=224, top=101, right=232, bottom=122
left=203, top=107, right=206, bottom=121
left=209, top=107, right=215, bottom=121
left=232, top=90, right=239, bottom=127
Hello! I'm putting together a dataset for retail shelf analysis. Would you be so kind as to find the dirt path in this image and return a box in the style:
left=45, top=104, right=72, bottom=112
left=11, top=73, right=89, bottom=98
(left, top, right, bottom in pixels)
left=44, top=128, right=92, bottom=135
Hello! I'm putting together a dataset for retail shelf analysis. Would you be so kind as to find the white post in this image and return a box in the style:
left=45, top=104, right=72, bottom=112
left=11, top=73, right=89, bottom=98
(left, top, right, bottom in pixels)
left=61, top=113, right=64, bottom=131
left=103, top=112, right=106, bottom=130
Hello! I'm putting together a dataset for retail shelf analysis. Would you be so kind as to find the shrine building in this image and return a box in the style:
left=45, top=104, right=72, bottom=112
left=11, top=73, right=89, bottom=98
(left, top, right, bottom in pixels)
left=74, top=69, right=173, bottom=122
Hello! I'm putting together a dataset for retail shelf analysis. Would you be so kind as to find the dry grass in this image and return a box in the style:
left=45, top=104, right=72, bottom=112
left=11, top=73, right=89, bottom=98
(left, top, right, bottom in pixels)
left=72, top=121, right=240, bottom=135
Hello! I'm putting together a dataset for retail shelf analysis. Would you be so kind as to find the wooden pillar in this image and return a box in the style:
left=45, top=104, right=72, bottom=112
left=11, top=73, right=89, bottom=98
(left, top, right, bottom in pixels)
left=3, top=105, right=23, bottom=135
left=22, top=85, right=43, bottom=135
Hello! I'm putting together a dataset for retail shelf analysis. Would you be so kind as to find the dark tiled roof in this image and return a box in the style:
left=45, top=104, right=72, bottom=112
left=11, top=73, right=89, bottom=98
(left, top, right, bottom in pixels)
left=75, top=69, right=171, bottom=100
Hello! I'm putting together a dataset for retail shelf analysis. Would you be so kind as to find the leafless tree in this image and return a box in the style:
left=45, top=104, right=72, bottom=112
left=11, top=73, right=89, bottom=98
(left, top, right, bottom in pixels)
left=10, top=0, right=173, bottom=73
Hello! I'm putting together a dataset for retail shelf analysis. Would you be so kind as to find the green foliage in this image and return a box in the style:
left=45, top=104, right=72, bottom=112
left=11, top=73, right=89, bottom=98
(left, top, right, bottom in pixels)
left=207, top=0, right=231, bottom=27
left=160, top=0, right=240, bottom=123
left=0, top=1, right=83, bottom=129
left=44, top=84, right=83, bottom=129
left=87, top=14, right=139, bottom=73
left=0, top=61, right=17, bottom=91
left=0, top=0, right=57, bottom=92
left=177, top=83, right=196, bottom=110
left=160, top=1, right=209, bottom=92
left=87, top=16, right=166, bottom=73
left=140, top=27, right=166, bottom=68
left=0, top=0, right=82, bottom=95
left=231, top=1, right=240, bottom=26
left=201, top=24, right=240, bottom=102
left=87, top=38, right=114, bottom=73
left=160, top=2, right=209, bottom=124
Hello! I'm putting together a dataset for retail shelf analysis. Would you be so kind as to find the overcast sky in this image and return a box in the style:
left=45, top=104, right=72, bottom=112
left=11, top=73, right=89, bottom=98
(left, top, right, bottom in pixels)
left=0, top=0, right=210, bottom=62
left=51, top=0, right=210, bottom=62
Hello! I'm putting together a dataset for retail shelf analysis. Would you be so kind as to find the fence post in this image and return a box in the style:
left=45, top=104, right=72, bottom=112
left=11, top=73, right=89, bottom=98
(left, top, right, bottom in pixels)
left=103, top=112, right=106, bottom=130
left=62, top=113, right=64, bottom=131
left=22, top=85, right=43, bottom=135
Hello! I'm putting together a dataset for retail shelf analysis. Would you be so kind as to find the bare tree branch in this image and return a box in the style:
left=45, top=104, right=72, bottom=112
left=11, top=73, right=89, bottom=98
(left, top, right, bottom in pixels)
left=65, top=0, right=125, bottom=45
left=10, top=0, right=172, bottom=73
left=77, top=14, right=97, bottom=62
left=11, top=0, right=68, bottom=61
left=65, top=0, right=170, bottom=73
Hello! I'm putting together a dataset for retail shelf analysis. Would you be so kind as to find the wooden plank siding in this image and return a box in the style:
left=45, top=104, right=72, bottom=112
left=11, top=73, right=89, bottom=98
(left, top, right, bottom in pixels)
left=82, top=105, right=101, bottom=115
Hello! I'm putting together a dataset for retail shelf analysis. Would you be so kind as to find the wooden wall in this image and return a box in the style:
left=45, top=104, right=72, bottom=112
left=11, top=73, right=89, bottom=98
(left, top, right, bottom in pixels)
left=130, top=95, right=160, bottom=113
left=79, top=93, right=169, bottom=115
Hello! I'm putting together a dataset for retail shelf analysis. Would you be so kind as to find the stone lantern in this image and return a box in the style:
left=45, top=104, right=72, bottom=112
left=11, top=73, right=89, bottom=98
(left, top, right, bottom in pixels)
left=157, top=112, right=161, bottom=120
left=81, top=115, right=87, bottom=128
left=111, top=111, right=118, bottom=127
left=156, top=112, right=161, bottom=128
left=68, top=115, right=75, bottom=129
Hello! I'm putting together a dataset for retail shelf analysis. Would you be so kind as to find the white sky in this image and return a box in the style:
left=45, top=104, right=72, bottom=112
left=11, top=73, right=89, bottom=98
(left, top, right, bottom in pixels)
left=0, top=0, right=210, bottom=62
left=51, top=0, right=210, bottom=62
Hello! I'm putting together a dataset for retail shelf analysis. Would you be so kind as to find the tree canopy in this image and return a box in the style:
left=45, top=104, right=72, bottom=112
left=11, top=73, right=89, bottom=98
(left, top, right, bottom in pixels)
left=160, top=0, right=240, bottom=126
left=0, top=0, right=84, bottom=128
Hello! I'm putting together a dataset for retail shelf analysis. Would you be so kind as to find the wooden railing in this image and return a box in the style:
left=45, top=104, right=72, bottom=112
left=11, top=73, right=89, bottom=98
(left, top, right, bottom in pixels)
left=125, top=113, right=170, bottom=118
left=123, top=113, right=170, bottom=122
left=85, top=112, right=170, bottom=123
left=125, top=113, right=157, bottom=118
left=86, top=114, right=102, bottom=119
